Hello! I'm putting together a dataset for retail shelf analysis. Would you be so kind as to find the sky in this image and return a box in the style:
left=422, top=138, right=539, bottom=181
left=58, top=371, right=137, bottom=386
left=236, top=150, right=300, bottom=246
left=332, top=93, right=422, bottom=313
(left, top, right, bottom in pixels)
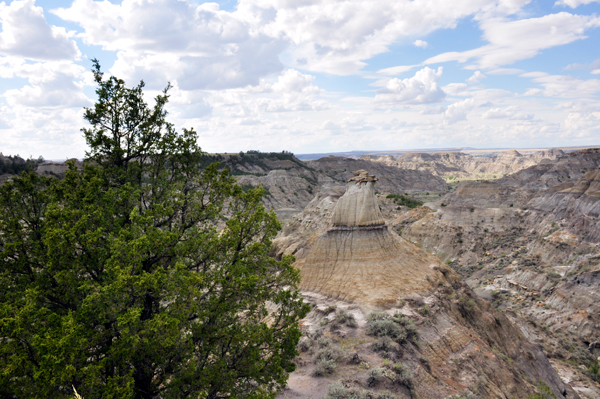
left=0, top=0, right=600, bottom=159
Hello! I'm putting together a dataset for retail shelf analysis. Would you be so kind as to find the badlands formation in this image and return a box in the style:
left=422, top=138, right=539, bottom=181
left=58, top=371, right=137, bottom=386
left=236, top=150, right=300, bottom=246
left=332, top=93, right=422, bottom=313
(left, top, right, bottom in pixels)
left=279, top=170, right=578, bottom=399
left=362, top=149, right=565, bottom=181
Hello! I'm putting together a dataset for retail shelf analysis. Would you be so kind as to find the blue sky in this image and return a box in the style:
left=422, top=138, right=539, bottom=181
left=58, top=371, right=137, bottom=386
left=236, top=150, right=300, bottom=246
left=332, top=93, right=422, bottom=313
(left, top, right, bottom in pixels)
left=1, top=0, right=599, bottom=159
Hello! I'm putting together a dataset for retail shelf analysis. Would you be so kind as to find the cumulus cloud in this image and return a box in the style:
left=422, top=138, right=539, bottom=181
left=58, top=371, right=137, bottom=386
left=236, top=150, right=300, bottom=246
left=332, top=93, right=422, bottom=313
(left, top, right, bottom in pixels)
left=53, top=0, right=285, bottom=90
left=467, top=71, right=486, bottom=84
left=0, top=58, right=90, bottom=108
left=414, top=40, right=428, bottom=48
left=443, top=98, right=475, bottom=124
left=0, top=0, right=80, bottom=61
left=425, top=12, right=600, bottom=70
left=374, top=67, right=445, bottom=105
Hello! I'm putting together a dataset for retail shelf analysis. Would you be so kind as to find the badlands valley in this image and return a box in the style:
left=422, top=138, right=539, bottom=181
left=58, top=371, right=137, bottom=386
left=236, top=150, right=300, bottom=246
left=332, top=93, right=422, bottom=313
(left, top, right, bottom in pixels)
left=6, top=147, right=600, bottom=398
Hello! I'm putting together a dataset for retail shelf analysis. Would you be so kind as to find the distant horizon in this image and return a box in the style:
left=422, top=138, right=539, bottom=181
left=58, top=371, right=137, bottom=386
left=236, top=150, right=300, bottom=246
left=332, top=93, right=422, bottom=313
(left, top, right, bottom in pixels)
left=5, top=143, right=595, bottom=164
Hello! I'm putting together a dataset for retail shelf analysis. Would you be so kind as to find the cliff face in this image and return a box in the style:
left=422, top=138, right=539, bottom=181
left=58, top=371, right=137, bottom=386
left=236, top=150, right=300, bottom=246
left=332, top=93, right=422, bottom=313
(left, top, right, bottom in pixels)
left=281, top=171, right=576, bottom=399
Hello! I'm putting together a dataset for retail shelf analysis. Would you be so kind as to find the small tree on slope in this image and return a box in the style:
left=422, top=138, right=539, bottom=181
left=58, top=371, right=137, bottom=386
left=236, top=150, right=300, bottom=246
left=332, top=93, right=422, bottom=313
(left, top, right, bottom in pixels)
left=0, top=60, right=309, bottom=399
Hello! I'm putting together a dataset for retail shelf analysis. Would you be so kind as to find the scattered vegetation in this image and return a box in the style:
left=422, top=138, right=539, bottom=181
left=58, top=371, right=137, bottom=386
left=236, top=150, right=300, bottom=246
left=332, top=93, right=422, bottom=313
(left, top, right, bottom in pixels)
left=386, top=194, right=423, bottom=209
left=589, top=357, right=600, bottom=383
left=366, top=312, right=418, bottom=345
left=527, top=381, right=557, bottom=399
left=312, top=338, right=343, bottom=377
left=325, top=382, right=397, bottom=399
left=333, top=309, right=358, bottom=328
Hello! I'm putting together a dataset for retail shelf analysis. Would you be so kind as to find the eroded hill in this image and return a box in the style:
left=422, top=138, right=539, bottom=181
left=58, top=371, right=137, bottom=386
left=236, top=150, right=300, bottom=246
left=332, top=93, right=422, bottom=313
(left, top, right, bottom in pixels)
left=363, top=149, right=565, bottom=182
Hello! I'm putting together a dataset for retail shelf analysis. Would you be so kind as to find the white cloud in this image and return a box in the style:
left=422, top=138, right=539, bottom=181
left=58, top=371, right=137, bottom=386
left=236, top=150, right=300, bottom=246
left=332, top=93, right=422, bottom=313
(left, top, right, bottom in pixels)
left=563, top=112, right=600, bottom=139
left=377, top=65, right=418, bottom=76
left=443, top=83, right=469, bottom=96
left=239, top=0, right=525, bottom=75
left=443, top=98, right=475, bottom=124
left=374, top=67, right=445, bottom=105
left=414, top=39, right=428, bottom=48
left=555, top=0, right=600, bottom=7
left=564, top=58, right=600, bottom=70
left=482, top=106, right=534, bottom=120
left=467, top=71, right=486, bottom=84
left=2, top=61, right=90, bottom=108
left=53, top=0, right=285, bottom=90
left=0, top=0, right=80, bottom=61
left=524, top=74, right=600, bottom=98
left=425, top=12, right=600, bottom=70
left=592, top=69, right=600, bottom=75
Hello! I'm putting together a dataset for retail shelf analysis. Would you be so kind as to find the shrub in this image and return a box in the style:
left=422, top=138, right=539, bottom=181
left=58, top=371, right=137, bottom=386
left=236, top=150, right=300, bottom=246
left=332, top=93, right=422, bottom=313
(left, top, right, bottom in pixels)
left=325, top=383, right=373, bottom=399
left=589, top=357, right=600, bottom=383
left=367, top=319, right=407, bottom=342
left=392, top=363, right=413, bottom=387
left=527, top=381, right=557, bottom=399
left=367, top=367, right=386, bottom=387
left=334, top=309, right=358, bottom=327
left=372, top=337, right=399, bottom=353
left=317, top=337, right=333, bottom=348
left=297, top=337, right=312, bottom=352
left=367, top=311, right=418, bottom=344
left=393, top=313, right=418, bottom=342
left=313, top=346, right=342, bottom=363
left=313, top=359, right=337, bottom=376
left=374, top=392, right=397, bottom=399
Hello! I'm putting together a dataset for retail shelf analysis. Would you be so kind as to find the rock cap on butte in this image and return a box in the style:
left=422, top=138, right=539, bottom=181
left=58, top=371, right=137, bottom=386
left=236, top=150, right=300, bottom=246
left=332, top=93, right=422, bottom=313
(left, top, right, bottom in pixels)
left=331, top=170, right=385, bottom=227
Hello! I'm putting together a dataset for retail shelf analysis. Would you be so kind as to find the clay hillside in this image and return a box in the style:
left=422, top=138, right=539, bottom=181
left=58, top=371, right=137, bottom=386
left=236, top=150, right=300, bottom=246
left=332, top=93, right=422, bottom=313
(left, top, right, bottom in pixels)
left=276, top=170, right=578, bottom=399
left=362, top=149, right=565, bottom=182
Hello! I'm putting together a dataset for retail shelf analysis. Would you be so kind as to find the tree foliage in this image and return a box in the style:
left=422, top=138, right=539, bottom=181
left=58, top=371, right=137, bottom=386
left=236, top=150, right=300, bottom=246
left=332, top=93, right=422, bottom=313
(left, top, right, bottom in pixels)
left=0, top=60, right=309, bottom=399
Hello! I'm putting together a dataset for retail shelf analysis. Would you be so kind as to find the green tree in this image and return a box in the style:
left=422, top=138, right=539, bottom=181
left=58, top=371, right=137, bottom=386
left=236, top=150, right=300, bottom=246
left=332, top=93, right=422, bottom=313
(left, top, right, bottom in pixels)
left=0, top=61, right=308, bottom=399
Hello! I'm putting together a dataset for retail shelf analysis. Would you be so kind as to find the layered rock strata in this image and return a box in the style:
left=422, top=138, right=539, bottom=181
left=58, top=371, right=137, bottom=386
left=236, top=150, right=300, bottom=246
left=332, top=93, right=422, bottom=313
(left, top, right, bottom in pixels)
left=295, top=171, right=438, bottom=305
